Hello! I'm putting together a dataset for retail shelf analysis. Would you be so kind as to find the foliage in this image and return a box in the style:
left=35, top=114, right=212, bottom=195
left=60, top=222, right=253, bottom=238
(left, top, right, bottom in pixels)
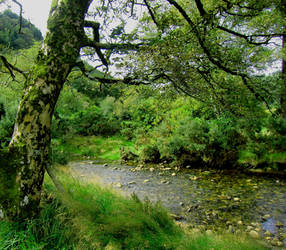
left=51, top=135, right=134, bottom=164
left=0, top=10, right=42, bottom=50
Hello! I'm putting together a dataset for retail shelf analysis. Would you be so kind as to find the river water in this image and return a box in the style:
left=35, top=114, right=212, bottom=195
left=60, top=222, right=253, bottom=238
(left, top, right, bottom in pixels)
left=69, top=161, right=286, bottom=247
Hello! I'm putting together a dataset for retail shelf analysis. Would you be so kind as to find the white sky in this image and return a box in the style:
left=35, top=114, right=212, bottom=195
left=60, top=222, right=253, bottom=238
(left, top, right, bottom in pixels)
left=1, top=0, right=52, bottom=35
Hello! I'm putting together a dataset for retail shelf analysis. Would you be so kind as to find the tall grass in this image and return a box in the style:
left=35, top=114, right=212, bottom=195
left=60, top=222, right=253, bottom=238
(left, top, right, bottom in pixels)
left=0, top=169, right=270, bottom=249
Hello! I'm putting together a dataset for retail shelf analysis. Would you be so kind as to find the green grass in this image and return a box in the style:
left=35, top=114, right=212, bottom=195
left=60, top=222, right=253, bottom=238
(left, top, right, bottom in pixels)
left=51, top=135, right=135, bottom=164
left=0, top=167, right=270, bottom=249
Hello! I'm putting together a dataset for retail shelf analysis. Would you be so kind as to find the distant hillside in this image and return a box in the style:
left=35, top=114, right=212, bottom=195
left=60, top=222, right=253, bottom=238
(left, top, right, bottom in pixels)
left=0, top=9, right=43, bottom=50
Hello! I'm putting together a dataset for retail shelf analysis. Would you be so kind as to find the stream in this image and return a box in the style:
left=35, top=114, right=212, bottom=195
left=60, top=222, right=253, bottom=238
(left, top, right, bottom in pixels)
left=69, top=161, right=286, bottom=248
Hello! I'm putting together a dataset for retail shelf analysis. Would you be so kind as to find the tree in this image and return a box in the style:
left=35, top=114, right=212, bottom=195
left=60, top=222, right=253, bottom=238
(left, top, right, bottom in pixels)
left=0, top=0, right=143, bottom=221
left=124, top=0, right=285, bottom=117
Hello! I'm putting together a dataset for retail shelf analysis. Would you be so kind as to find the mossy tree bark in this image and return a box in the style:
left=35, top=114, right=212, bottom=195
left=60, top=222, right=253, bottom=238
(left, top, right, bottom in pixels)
left=0, top=0, right=92, bottom=220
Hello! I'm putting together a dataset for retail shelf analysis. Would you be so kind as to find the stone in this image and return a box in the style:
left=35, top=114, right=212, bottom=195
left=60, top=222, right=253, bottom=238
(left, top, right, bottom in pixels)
left=276, top=221, right=284, bottom=227
left=179, top=202, right=184, bottom=206
left=206, top=230, right=213, bottom=236
left=262, top=214, right=271, bottom=221
left=161, top=180, right=170, bottom=184
left=103, top=163, right=108, bottom=167
left=248, top=230, right=260, bottom=239
left=237, top=220, right=243, bottom=225
left=264, top=230, right=272, bottom=236
left=149, top=167, right=155, bottom=172
left=114, top=182, right=122, bottom=188
left=270, top=239, right=279, bottom=246
left=276, top=241, right=283, bottom=247
left=171, top=173, right=177, bottom=176
left=192, top=228, right=200, bottom=233
left=190, top=176, right=198, bottom=181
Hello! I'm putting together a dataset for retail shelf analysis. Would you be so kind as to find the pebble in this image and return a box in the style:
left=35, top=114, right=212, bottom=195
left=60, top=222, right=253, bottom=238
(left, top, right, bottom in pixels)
left=206, top=230, right=213, bottom=235
left=171, top=173, right=177, bottom=176
left=276, top=241, right=284, bottom=247
left=161, top=180, right=170, bottom=184
left=149, top=168, right=155, bottom=172
left=264, top=230, right=272, bottom=236
left=190, top=176, right=198, bottom=181
left=262, top=214, right=271, bottom=220
left=114, top=182, right=122, bottom=188
left=248, top=230, right=260, bottom=239
left=276, top=221, right=284, bottom=227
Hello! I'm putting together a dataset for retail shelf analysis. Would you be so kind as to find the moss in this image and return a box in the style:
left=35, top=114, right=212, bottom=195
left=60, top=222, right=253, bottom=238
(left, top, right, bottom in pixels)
left=0, top=148, right=21, bottom=218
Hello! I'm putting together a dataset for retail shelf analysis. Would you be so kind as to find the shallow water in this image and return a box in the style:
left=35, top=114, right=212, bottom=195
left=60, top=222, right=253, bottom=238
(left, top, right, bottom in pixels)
left=69, top=161, right=286, bottom=246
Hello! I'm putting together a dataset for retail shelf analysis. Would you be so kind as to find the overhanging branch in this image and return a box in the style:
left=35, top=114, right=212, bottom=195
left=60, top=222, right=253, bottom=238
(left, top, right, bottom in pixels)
left=83, top=39, right=143, bottom=51
left=12, top=0, right=23, bottom=33
left=0, top=55, right=27, bottom=80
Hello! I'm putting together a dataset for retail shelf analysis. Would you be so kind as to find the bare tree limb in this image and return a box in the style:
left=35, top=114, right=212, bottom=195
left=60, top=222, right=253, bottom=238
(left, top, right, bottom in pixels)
left=143, top=0, right=159, bottom=27
left=83, top=39, right=144, bottom=50
left=11, top=0, right=23, bottom=33
left=0, top=55, right=27, bottom=80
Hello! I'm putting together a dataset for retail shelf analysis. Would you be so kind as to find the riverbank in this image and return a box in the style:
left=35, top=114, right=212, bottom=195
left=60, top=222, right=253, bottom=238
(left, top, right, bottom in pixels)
left=0, top=166, right=270, bottom=249
left=69, top=160, right=286, bottom=248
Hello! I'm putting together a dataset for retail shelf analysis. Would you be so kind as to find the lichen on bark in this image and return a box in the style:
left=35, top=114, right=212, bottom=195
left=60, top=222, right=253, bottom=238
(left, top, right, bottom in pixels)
left=0, top=0, right=93, bottom=221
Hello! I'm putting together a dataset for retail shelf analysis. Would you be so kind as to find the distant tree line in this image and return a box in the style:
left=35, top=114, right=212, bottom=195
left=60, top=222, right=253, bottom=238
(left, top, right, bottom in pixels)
left=0, top=9, right=42, bottom=50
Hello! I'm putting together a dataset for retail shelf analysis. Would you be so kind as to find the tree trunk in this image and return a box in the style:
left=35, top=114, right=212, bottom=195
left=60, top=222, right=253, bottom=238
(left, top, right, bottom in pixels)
left=0, top=0, right=92, bottom=221
left=281, top=32, right=286, bottom=118
left=280, top=1, right=286, bottom=118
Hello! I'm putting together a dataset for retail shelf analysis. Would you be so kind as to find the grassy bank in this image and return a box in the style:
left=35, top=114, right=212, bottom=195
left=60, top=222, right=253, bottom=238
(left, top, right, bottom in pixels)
left=51, top=135, right=135, bottom=164
left=0, top=167, right=269, bottom=249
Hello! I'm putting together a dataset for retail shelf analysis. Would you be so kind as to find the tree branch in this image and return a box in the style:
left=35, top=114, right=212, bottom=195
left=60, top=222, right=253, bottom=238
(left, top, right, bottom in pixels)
left=0, top=55, right=27, bottom=80
left=11, top=0, right=23, bottom=33
left=83, top=39, right=143, bottom=50
left=165, top=0, right=272, bottom=111
left=143, top=0, right=159, bottom=27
